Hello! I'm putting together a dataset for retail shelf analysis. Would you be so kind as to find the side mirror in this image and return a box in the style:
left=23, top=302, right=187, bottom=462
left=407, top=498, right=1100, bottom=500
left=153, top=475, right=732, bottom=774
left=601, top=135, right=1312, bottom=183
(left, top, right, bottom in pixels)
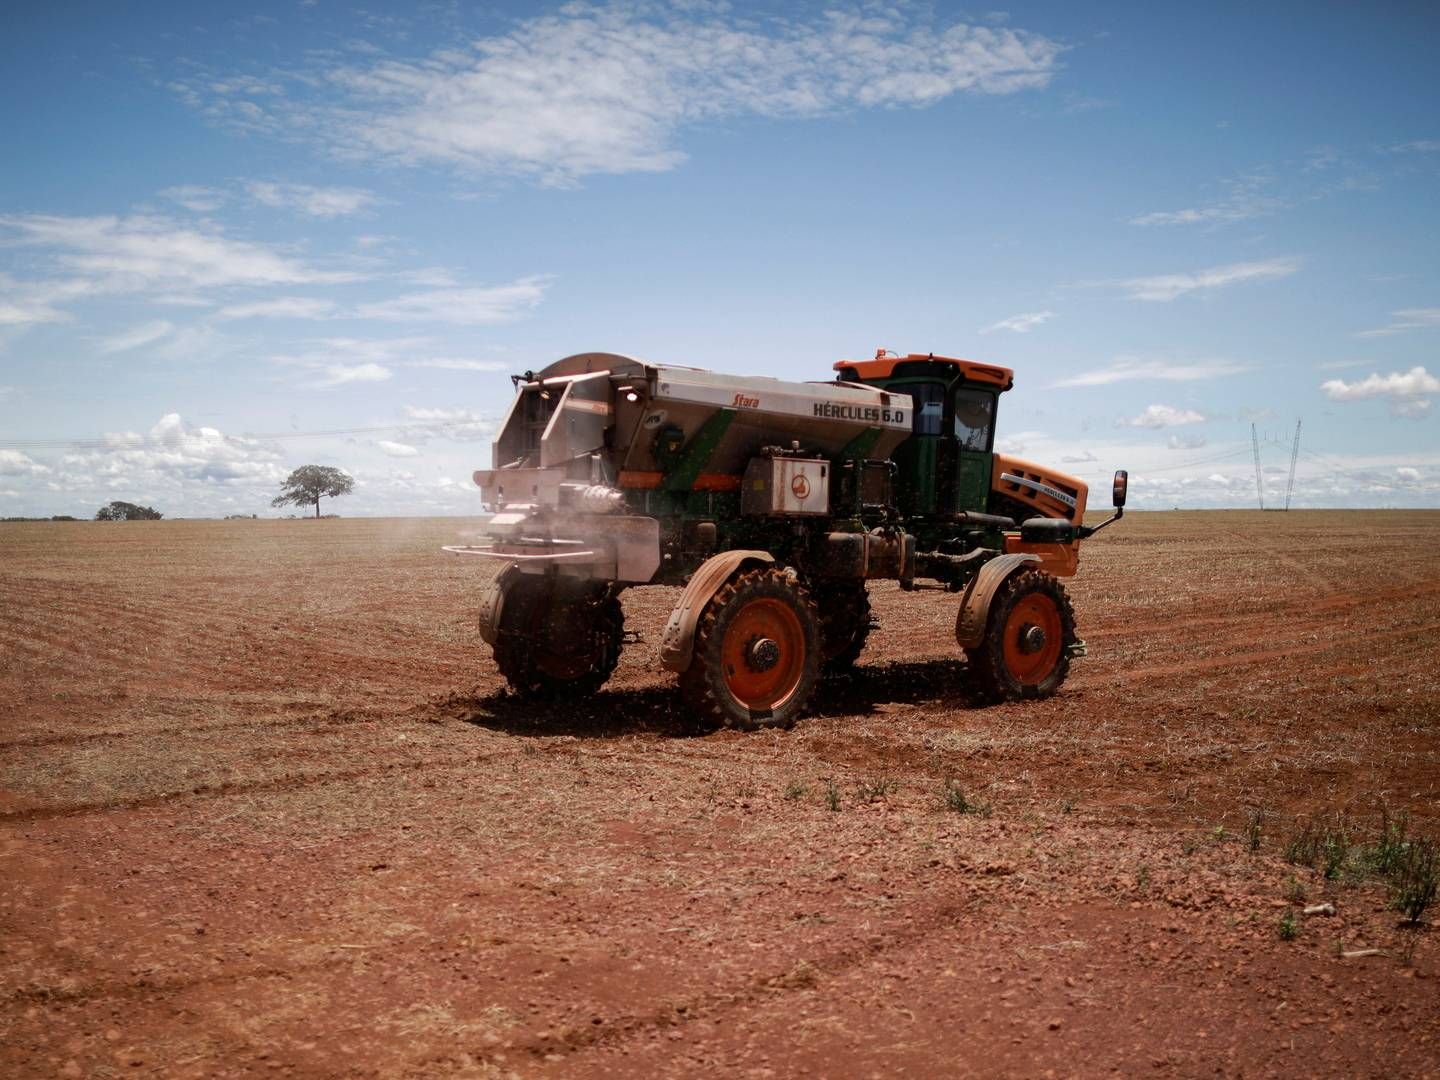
left=1112, top=469, right=1128, bottom=509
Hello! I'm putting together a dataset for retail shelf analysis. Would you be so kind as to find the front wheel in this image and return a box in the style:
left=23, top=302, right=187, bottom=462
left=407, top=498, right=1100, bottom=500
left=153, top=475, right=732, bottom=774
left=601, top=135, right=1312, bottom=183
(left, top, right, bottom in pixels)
left=680, top=567, right=821, bottom=731
left=966, top=569, right=1076, bottom=703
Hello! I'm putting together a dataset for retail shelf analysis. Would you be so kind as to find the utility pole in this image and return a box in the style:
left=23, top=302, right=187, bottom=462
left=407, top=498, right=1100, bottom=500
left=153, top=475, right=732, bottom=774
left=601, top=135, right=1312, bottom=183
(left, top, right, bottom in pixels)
left=1252, top=423, right=1265, bottom=510
left=1284, top=418, right=1302, bottom=511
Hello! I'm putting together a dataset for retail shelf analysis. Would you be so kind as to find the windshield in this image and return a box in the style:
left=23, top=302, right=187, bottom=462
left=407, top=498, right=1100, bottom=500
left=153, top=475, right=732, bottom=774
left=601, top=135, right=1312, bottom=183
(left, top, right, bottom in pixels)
left=952, top=388, right=995, bottom=452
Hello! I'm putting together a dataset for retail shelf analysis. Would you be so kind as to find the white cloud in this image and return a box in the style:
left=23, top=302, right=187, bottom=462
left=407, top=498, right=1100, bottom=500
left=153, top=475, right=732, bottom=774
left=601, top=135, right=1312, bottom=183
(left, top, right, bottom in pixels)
left=96, top=320, right=174, bottom=354
left=1129, top=174, right=1284, bottom=227
left=1059, top=449, right=1097, bottom=464
left=0, top=450, right=50, bottom=476
left=1383, top=140, right=1440, bottom=154
left=0, top=214, right=361, bottom=295
left=401, top=404, right=493, bottom=441
left=270, top=335, right=432, bottom=370
left=376, top=440, right=420, bottom=457
left=980, top=310, right=1054, bottom=334
left=315, top=362, right=392, bottom=387
left=1354, top=307, right=1440, bottom=338
left=408, top=358, right=508, bottom=372
left=0, top=273, right=90, bottom=327
left=1121, top=404, right=1207, bottom=429
left=159, top=185, right=229, bottom=212
left=1116, top=257, right=1300, bottom=302
left=49, top=414, right=287, bottom=497
left=0, top=296, right=69, bottom=327
left=246, top=181, right=380, bottom=218
left=1321, top=366, right=1438, bottom=418
left=354, top=277, right=551, bottom=324
left=1052, top=356, right=1248, bottom=388
left=176, top=6, right=1061, bottom=183
left=1397, top=466, right=1421, bottom=483
left=1167, top=433, right=1207, bottom=450
left=216, top=297, right=339, bottom=320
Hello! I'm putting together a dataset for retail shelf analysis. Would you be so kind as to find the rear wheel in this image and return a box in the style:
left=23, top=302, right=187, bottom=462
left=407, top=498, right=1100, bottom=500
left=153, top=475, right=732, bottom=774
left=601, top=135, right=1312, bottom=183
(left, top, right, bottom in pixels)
left=813, top=580, right=873, bottom=673
left=493, top=576, right=623, bottom=698
left=681, top=567, right=821, bottom=730
left=966, top=569, right=1075, bottom=703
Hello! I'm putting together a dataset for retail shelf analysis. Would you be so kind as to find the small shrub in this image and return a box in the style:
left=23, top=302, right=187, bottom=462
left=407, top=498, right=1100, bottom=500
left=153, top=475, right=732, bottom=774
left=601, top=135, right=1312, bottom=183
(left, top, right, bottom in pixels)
left=1285, top=817, right=1352, bottom=879
left=825, top=778, right=841, bottom=812
left=783, top=780, right=809, bottom=801
left=856, top=776, right=896, bottom=803
left=1367, top=809, right=1412, bottom=878
left=1245, top=809, right=1263, bottom=853
left=1278, top=911, right=1299, bottom=941
left=1389, top=838, right=1438, bottom=925
left=1284, top=875, right=1306, bottom=904
left=941, top=780, right=990, bottom=817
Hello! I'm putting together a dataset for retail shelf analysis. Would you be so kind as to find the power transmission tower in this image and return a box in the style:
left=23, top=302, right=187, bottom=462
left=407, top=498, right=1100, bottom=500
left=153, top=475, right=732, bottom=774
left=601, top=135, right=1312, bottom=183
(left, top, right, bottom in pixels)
left=1284, top=418, right=1302, bottom=511
left=1251, top=423, right=1265, bottom=510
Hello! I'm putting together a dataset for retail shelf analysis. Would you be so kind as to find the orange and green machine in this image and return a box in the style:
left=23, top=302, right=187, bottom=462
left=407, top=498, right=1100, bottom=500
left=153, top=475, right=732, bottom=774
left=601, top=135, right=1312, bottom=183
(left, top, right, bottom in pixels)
left=448, top=349, right=1127, bottom=730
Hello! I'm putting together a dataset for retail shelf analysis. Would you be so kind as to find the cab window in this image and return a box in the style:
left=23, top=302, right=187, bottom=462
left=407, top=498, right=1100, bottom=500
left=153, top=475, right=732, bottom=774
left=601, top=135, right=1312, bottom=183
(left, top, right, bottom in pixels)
left=952, top=388, right=995, bottom=452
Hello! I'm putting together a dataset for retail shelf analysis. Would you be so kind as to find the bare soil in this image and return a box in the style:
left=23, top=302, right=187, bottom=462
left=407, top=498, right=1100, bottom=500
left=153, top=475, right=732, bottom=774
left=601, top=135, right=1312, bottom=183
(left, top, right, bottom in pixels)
left=2, top=511, right=1438, bottom=1078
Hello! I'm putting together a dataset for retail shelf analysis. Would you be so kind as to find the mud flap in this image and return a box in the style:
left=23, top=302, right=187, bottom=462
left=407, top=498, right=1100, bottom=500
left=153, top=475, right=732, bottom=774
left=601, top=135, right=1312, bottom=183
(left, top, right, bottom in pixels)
left=477, top=566, right=522, bottom=646
left=659, top=550, right=775, bottom=673
left=954, top=553, right=1041, bottom=649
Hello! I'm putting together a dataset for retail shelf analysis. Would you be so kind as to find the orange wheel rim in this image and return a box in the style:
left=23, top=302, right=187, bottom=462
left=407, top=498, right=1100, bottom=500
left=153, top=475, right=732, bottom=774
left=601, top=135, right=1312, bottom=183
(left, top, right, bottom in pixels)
left=720, top=598, right=806, bottom=711
left=1001, top=593, right=1063, bottom=685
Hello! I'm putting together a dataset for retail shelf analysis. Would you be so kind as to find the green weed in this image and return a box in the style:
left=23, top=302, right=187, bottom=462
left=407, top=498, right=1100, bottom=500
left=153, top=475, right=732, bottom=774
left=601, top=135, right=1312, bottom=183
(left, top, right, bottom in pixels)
left=941, top=779, right=990, bottom=817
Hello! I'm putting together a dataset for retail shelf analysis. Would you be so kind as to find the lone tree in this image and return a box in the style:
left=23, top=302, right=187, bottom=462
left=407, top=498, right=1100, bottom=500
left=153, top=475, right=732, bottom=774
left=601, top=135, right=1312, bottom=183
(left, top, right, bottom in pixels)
left=96, top=500, right=162, bottom=521
left=272, top=465, right=354, bottom=519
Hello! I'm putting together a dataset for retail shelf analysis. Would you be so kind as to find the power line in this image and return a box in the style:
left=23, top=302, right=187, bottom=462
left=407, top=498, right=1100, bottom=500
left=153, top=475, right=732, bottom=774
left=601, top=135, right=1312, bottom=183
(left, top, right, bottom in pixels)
left=1143, top=445, right=1254, bottom=473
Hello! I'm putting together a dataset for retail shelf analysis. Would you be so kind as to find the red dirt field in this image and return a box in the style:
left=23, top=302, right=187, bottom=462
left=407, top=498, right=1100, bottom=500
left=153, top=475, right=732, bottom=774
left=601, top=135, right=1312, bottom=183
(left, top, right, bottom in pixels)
left=2, top=511, right=1438, bottom=1078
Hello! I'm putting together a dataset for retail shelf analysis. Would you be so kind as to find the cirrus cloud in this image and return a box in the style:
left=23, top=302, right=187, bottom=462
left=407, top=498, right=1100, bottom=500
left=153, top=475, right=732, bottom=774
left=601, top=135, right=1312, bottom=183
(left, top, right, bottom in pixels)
left=172, top=4, right=1063, bottom=184
left=980, top=310, right=1055, bottom=334
left=1052, top=356, right=1249, bottom=388
left=1115, top=257, right=1300, bottom=302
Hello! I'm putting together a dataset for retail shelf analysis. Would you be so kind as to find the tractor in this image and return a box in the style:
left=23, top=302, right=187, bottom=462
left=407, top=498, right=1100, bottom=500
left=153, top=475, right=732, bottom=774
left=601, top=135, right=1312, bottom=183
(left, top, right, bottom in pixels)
left=448, top=349, right=1126, bottom=729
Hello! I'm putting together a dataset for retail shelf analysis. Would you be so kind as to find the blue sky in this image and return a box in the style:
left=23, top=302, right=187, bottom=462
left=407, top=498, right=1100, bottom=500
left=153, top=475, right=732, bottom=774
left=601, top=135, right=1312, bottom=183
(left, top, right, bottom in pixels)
left=1, top=1, right=1437, bottom=517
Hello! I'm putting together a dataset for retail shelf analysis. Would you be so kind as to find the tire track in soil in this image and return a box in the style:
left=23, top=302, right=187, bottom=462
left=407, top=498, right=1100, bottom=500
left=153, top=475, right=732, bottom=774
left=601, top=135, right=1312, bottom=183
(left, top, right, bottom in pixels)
left=1081, top=581, right=1440, bottom=642
left=508, top=886, right=1007, bottom=1067
left=0, top=752, right=497, bottom=825
left=7, top=876, right=1005, bottom=1073
left=0, top=706, right=389, bottom=751
left=3, top=955, right=355, bottom=1010
left=1094, top=620, right=1440, bottom=684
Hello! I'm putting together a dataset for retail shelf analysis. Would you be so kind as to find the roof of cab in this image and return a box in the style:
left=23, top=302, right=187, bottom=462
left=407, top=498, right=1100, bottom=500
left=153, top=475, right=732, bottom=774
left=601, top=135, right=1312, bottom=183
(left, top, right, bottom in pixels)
left=833, top=352, right=1014, bottom=391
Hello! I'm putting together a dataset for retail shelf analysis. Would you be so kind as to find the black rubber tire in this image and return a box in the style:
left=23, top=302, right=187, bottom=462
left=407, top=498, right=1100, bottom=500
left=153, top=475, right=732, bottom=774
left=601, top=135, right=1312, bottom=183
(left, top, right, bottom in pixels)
left=493, top=577, right=623, bottom=699
left=966, top=569, right=1076, bottom=704
left=813, top=580, right=873, bottom=673
left=680, top=567, right=821, bottom=731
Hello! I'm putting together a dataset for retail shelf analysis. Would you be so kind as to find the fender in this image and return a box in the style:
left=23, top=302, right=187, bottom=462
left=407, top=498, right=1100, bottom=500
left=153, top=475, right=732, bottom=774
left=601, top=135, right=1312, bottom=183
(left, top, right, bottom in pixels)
left=954, top=553, right=1040, bottom=649
left=477, top=565, right=523, bottom=646
left=659, top=550, right=776, bottom=673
